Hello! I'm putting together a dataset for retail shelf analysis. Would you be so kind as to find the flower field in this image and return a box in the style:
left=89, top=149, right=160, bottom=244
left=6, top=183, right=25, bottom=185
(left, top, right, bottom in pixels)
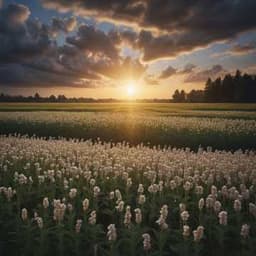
left=0, top=111, right=255, bottom=149
left=1, top=135, right=256, bottom=256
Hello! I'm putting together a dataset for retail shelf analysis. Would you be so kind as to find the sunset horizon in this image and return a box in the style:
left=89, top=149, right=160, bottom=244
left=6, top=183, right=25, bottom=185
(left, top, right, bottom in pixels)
left=0, top=0, right=256, bottom=98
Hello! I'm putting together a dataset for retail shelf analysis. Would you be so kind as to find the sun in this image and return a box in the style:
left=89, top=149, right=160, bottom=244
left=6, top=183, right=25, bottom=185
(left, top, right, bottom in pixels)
left=126, top=81, right=136, bottom=97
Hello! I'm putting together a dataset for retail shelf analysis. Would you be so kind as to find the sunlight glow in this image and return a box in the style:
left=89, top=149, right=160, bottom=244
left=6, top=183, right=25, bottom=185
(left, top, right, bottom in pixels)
left=126, top=81, right=136, bottom=97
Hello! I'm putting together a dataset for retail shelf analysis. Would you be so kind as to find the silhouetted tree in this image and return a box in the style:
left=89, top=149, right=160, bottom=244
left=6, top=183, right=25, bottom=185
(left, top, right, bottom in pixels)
left=172, top=70, right=256, bottom=102
left=172, top=89, right=181, bottom=102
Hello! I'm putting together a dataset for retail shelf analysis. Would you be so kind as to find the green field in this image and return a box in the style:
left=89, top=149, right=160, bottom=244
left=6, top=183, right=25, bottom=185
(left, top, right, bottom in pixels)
left=1, top=102, right=256, bottom=112
left=0, top=103, right=255, bottom=150
left=1, top=103, right=256, bottom=256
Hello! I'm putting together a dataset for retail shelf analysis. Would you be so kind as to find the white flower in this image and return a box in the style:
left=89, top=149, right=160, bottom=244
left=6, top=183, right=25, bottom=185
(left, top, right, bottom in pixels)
left=218, top=211, right=228, bottom=225
left=124, top=206, right=132, bottom=227
left=134, top=208, right=142, bottom=224
left=183, top=225, right=190, bottom=238
left=82, top=198, right=89, bottom=212
left=240, top=224, right=250, bottom=239
left=69, top=188, right=77, bottom=199
left=43, top=197, right=49, bottom=209
left=88, top=210, right=96, bottom=225
left=21, top=208, right=28, bottom=221
left=180, top=211, right=190, bottom=223
left=107, top=224, right=117, bottom=241
left=142, top=233, right=151, bottom=251
left=75, top=219, right=83, bottom=233
left=193, top=226, right=204, bottom=242
left=138, top=194, right=146, bottom=205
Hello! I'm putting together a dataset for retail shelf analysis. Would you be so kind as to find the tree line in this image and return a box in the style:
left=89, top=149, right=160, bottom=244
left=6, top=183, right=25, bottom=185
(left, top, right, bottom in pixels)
left=172, top=70, right=256, bottom=102
left=0, top=93, right=171, bottom=103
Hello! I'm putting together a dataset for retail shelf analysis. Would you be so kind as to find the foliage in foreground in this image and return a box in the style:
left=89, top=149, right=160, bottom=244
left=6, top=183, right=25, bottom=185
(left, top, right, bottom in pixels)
left=0, top=136, right=256, bottom=256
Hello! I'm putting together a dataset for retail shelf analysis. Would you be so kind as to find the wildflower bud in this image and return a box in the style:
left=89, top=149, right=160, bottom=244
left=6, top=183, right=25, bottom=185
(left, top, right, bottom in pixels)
left=211, top=185, right=218, bottom=198
left=90, top=178, right=96, bottom=186
left=218, top=211, right=228, bottom=225
left=138, top=194, right=146, bottom=205
left=142, top=233, right=151, bottom=251
left=195, top=186, right=204, bottom=195
left=43, top=197, right=49, bottom=209
left=249, top=203, right=256, bottom=217
left=148, top=184, right=158, bottom=194
left=137, top=184, right=144, bottom=194
left=82, top=198, right=89, bottom=212
left=109, top=191, right=115, bottom=200
left=35, top=217, right=43, bottom=229
left=107, top=224, right=117, bottom=241
left=240, top=224, right=250, bottom=239
left=69, top=188, right=77, bottom=199
left=221, top=186, right=228, bottom=198
left=124, top=206, right=132, bottom=227
left=206, top=195, right=214, bottom=209
left=88, top=210, right=96, bottom=225
left=115, top=189, right=122, bottom=202
left=75, top=219, right=83, bottom=233
left=159, top=181, right=164, bottom=192
left=115, top=201, right=124, bottom=212
left=180, top=211, right=190, bottom=223
left=6, top=187, right=14, bottom=201
left=193, top=226, right=204, bottom=242
left=179, top=203, right=186, bottom=212
left=233, top=199, right=242, bottom=212
left=183, top=225, right=190, bottom=238
left=156, top=205, right=168, bottom=230
left=126, top=178, right=132, bottom=188
left=53, top=200, right=66, bottom=223
left=21, top=208, right=28, bottom=221
left=198, top=198, right=204, bottom=210
left=214, top=201, right=222, bottom=213
left=93, top=186, right=100, bottom=197
left=134, top=208, right=142, bottom=224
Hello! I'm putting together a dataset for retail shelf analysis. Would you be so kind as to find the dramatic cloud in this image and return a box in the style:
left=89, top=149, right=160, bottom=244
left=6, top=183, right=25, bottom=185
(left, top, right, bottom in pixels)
left=179, top=64, right=197, bottom=74
left=0, top=3, right=146, bottom=88
left=42, top=0, right=256, bottom=61
left=228, top=43, right=256, bottom=55
left=66, top=24, right=120, bottom=60
left=184, top=65, right=225, bottom=83
left=158, top=65, right=176, bottom=79
left=51, top=16, right=77, bottom=35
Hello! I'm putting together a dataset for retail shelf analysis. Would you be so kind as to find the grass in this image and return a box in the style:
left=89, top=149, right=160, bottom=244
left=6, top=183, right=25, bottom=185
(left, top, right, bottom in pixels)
left=0, top=102, right=256, bottom=112
left=0, top=111, right=255, bottom=150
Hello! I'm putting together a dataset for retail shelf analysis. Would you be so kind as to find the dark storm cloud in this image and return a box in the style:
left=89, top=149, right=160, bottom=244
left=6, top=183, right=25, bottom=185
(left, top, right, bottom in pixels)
left=51, top=16, right=77, bottom=35
left=158, top=65, right=176, bottom=79
left=66, top=24, right=119, bottom=60
left=42, top=0, right=146, bottom=25
left=42, top=0, right=256, bottom=61
left=0, top=3, right=147, bottom=88
left=0, top=63, right=82, bottom=87
left=0, top=4, right=55, bottom=62
left=184, top=65, right=225, bottom=83
left=228, top=43, right=256, bottom=55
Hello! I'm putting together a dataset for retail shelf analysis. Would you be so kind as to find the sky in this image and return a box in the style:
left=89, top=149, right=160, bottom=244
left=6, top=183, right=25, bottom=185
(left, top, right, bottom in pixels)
left=0, top=0, right=256, bottom=99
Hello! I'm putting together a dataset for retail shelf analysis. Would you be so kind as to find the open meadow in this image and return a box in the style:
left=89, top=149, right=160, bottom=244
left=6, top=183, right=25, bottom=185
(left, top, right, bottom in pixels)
left=0, top=103, right=256, bottom=256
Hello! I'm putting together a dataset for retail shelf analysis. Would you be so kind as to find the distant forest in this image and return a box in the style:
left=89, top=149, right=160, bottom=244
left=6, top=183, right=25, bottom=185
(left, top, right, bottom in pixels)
left=173, top=70, right=256, bottom=103
left=0, top=70, right=256, bottom=103
left=0, top=93, right=170, bottom=103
